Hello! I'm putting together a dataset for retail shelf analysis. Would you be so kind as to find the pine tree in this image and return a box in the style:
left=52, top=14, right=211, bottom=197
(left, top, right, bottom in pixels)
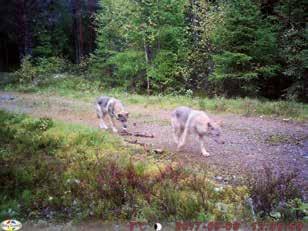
left=209, top=0, right=280, bottom=96
left=274, top=0, right=307, bottom=101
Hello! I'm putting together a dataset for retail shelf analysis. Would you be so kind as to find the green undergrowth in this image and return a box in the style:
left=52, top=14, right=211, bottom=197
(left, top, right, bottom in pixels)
left=0, top=110, right=251, bottom=222
left=3, top=76, right=308, bottom=121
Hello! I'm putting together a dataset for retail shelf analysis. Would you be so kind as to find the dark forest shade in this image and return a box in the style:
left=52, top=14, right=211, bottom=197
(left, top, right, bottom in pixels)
left=0, top=0, right=99, bottom=70
left=0, top=34, right=19, bottom=71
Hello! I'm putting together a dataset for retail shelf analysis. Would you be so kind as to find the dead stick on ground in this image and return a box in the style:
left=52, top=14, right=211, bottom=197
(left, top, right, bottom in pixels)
left=120, top=131, right=154, bottom=138
left=123, top=139, right=164, bottom=154
left=124, top=139, right=146, bottom=146
left=124, top=139, right=150, bottom=151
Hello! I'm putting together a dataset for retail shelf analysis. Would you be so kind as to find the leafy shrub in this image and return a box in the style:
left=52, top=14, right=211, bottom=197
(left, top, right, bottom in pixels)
left=277, top=198, right=307, bottom=221
left=12, top=56, right=69, bottom=87
left=213, top=97, right=227, bottom=112
left=248, top=165, right=305, bottom=221
left=35, top=57, right=68, bottom=76
left=22, top=117, right=54, bottom=132
left=13, top=55, right=37, bottom=84
left=0, top=198, right=20, bottom=220
left=70, top=57, right=91, bottom=75
left=106, top=50, right=146, bottom=89
left=148, top=50, right=181, bottom=93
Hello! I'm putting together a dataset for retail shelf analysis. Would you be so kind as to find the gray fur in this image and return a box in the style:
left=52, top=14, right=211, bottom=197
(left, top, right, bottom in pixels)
left=96, top=96, right=129, bottom=132
left=171, top=106, right=192, bottom=129
left=171, top=106, right=223, bottom=157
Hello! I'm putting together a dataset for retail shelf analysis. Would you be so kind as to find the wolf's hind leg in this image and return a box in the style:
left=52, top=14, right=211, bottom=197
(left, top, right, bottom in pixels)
left=171, top=117, right=181, bottom=144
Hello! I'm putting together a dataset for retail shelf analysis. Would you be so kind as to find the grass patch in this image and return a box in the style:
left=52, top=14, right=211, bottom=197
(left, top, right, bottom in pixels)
left=0, top=110, right=251, bottom=222
left=265, top=134, right=304, bottom=146
left=248, top=165, right=306, bottom=221
left=265, top=134, right=293, bottom=145
left=3, top=76, right=308, bottom=121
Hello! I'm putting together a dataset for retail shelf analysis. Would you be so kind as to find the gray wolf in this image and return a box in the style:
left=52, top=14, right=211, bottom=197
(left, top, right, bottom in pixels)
left=96, top=96, right=129, bottom=133
left=171, top=106, right=223, bottom=156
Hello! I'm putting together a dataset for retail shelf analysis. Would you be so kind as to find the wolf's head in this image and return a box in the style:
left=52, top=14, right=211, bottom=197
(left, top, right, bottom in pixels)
left=117, top=111, right=129, bottom=130
left=208, top=121, right=224, bottom=144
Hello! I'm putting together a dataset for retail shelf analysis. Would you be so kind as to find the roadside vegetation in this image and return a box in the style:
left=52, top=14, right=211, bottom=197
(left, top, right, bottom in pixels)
left=0, top=110, right=251, bottom=222
left=0, top=110, right=306, bottom=222
left=3, top=69, right=308, bottom=121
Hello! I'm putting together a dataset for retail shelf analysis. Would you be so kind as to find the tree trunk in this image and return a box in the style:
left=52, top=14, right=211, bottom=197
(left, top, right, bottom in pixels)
left=143, top=38, right=152, bottom=95
left=72, top=0, right=83, bottom=64
left=87, top=0, right=96, bottom=53
left=156, top=0, right=160, bottom=52
left=190, top=0, right=198, bottom=45
left=16, top=0, right=31, bottom=60
left=5, top=41, right=9, bottom=70
left=78, top=1, right=84, bottom=59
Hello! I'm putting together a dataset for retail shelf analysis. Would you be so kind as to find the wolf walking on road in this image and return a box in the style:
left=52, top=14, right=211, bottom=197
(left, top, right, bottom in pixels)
left=171, top=106, right=224, bottom=156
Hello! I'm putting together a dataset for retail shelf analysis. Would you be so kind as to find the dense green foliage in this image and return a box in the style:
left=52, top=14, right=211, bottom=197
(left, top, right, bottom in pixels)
left=209, top=0, right=280, bottom=96
left=0, top=110, right=251, bottom=221
left=1, top=0, right=306, bottom=101
left=89, top=0, right=307, bottom=100
left=89, top=0, right=188, bottom=93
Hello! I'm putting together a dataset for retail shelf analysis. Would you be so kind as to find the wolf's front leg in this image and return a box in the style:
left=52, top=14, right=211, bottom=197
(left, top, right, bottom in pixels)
left=108, top=116, right=118, bottom=133
left=177, top=136, right=186, bottom=150
left=200, top=139, right=210, bottom=157
left=111, top=127, right=118, bottom=133
left=177, top=127, right=189, bottom=150
left=172, top=127, right=182, bottom=145
left=99, top=118, right=108, bottom=129
left=173, top=132, right=179, bottom=144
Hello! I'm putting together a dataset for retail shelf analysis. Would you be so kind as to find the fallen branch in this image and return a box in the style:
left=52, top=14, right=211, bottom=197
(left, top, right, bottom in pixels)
left=120, top=130, right=154, bottom=138
left=124, top=139, right=147, bottom=146
left=124, top=139, right=164, bottom=155
left=124, top=139, right=150, bottom=152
